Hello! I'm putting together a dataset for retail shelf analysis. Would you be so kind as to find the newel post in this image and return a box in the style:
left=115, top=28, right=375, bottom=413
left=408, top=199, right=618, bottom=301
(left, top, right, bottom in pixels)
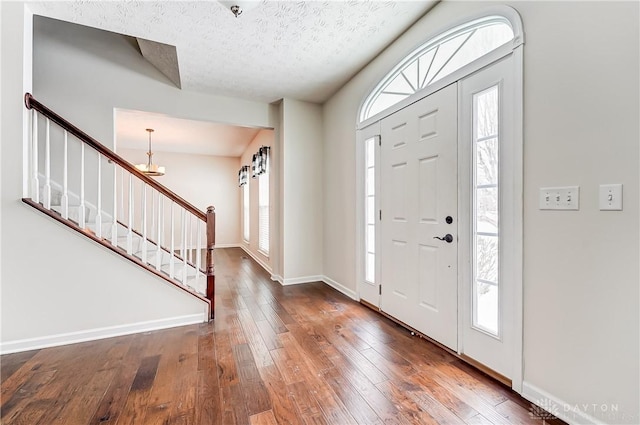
left=206, top=206, right=216, bottom=320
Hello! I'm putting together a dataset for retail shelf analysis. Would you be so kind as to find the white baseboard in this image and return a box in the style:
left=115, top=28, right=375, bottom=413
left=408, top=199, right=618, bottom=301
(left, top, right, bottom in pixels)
left=322, top=275, right=357, bottom=300
left=522, top=381, right=610, bottom=425
left=281, top=275, right=325, bottom=285
left=267, top=272, right=357, bottom=301
left=0, top=313, right=206, bottom=355
left=239, top=245, right=272, bottom=274
left=215, top=243, right=241, bottom=249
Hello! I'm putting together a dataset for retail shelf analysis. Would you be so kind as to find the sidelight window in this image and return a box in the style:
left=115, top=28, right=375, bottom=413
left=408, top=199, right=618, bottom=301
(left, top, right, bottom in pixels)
left=472, top=85, right=500, bottom=336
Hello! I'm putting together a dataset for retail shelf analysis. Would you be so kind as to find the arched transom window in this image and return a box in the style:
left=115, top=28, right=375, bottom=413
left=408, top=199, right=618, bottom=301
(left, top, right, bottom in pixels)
left=360, top=16, right=514, bottom=122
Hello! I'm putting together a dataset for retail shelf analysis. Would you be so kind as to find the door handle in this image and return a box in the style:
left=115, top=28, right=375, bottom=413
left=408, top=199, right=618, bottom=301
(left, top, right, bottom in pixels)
left=434, top=234, right=453, bottom=243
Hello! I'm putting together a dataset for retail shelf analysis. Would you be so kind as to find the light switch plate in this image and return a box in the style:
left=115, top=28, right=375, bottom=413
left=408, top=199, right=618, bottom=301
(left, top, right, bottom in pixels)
left=539, top=186, right=579, bottom=210
left=599, top=184, right=623, bottom=210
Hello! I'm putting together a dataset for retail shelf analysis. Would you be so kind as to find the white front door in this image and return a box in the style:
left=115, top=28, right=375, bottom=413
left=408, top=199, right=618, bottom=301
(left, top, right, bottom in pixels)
left=380, top=83, right=458, bottom=351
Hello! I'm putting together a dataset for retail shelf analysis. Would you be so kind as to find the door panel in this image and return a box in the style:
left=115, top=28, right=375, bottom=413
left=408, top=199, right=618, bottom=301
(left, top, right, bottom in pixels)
left=380, top=83, right=458, bottom=350
left=459, top=56, right=515, bottom=379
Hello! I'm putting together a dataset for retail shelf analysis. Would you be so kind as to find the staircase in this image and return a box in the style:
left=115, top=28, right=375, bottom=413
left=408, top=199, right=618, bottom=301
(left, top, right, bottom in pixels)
left=23, top=93, right=216, bottom=319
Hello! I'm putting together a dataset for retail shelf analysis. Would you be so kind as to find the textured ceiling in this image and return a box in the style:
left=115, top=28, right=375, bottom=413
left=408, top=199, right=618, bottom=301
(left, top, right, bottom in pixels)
left=27, top=0, right=437, bottom=103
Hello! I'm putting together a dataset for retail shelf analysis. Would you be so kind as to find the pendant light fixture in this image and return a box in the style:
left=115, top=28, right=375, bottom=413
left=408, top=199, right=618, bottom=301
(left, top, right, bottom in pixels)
left=135, top=128, right=165, bottom=176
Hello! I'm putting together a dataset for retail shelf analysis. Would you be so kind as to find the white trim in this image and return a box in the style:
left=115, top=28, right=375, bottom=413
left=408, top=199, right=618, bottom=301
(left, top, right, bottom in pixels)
left=322, top=276, right=358, bottom=300
left=216, top=243, right=241, bottom=249
left=271, top=274, right=283, bottom=284
left=0, top=313, right=206, bottom=355
left=511, top=44, right=525, bottom=394
left=240, top=245, right=272, bottom=274
left=280, top=275, right=325, bottom=286
left=355, top=123, right=382, bottom=307
left=522, top=381, right=606, bottom=425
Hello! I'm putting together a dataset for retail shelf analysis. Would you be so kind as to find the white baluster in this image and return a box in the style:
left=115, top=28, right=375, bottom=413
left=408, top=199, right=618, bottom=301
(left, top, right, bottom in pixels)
left=127, top=173, right=133, bottom=255
left=156, top=193, right=164, bottom=270
left=151, top=188, right=156, bottom=244
left=78, top=143, right=86, bottom=228
left=31, top=110, right=39, bottom=203
left=95, top=154, right=103, bottom=238
left=112, top=162, right=118, bottom=244
left=141, top=183, right=148, bottom=263
left=181, top=208, right=187, bottom=283
left=61, top=131, right=69, bottom=220
left=119, top=168, right=125, bottom=222
left=187, top=214, right=193, bottom=264
left=169, top=201, right=175, bottom=279
left=43, top=118, right=52, bottom=209
left=196, top=219, right=202, bottom=281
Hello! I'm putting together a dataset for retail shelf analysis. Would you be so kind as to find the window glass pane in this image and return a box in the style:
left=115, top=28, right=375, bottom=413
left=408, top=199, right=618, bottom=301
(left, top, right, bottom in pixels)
left=367, top=196, right=375, bottom=225
left=366, top=138, right=375, bottom=167
left=473, top=84, right=499, bottom=337
left=432, top=24, right=513, bottom=84
left=367, top=224, right=375, bottom=254
left=364, top=135, right=377, bottom=286
left=366, top=253, right=375, bottom=283
left=475, top=282, right=498, bottom=334
left=402, top=60, right=419, bottom=92
left=476, top=138, right=498, bottom=185
left=418, top=49, right=437, bottom=89
left=385, top=73, right=415, bottom=95
left=258, top=173, right=269, bottom=254
left=243, top=183, right=249, bottom=241
left=476, top=86, right=499, bottom=138
left=424, top=32, right=469, bottom=85
left=476, top=187, right=498, bottom=234
left=476, top=235, right=498, bottom=282
left=368, top=92, right=410, bottom=119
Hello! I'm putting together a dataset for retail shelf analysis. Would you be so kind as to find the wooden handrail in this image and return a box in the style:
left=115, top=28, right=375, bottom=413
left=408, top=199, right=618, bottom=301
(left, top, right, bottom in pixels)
left=24, top=93, right=206, bottom=222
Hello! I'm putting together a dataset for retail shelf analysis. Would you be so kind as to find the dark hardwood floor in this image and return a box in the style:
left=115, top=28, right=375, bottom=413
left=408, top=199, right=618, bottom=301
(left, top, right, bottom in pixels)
left=1, top=248, right=562, bottom=424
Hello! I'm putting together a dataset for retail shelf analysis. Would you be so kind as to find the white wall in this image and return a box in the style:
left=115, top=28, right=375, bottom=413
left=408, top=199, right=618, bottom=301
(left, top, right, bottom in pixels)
left=0, top=8, right=278, bottom=351
left=280, top=99, right=324, bottom=283
left=0, top=3, right=208, bottom=352
left=119, top=149, right=240, bottom=247
left=33, top=16, right=275, bottom=150
left=239, top=129, right=275, bottom=271
left=323, top=1, right=639, bottom=424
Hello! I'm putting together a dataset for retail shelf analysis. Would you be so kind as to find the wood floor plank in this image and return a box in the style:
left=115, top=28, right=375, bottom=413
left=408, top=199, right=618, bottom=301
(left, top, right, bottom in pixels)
left=495, top=399, right=542, bottom=425
left=287, top=380, right=326, bottom=424
left=237, top=308, right=275, bottom=368
left=321, top=367, right=384, bottom=425
left=258, top=364, right=302, bottom=425
left=376, top=379, right=441, bottom=425
left=221, top=383, right=250, bottom=425
left=1, top=369, right=57, bottom=422
left=0, top=349, right=39, bottom=383
left=50, top=368, right=118, bottom=425
left=116, top=355, right=161, bottom=425
left=255, top=319, right=284, bottom=351
left=0, top=247, right=561, bottom=425
left=249, top=409, right=279, bottom=425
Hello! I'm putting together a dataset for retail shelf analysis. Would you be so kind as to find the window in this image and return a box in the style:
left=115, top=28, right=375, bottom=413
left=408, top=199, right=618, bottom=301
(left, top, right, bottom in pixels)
left=360, top=16, right=514, bottom=123
left=472, top=85, right=500, bottom=336
left=258, top=172, right=269, bottom=254
left=243, top=182, right=249, bottom=242
left=364, top=136, right=377, bottom=284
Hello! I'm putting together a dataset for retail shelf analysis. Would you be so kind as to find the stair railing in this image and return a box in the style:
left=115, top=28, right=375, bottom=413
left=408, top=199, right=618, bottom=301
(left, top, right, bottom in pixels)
left=23, top=93, right=216, bottom=320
